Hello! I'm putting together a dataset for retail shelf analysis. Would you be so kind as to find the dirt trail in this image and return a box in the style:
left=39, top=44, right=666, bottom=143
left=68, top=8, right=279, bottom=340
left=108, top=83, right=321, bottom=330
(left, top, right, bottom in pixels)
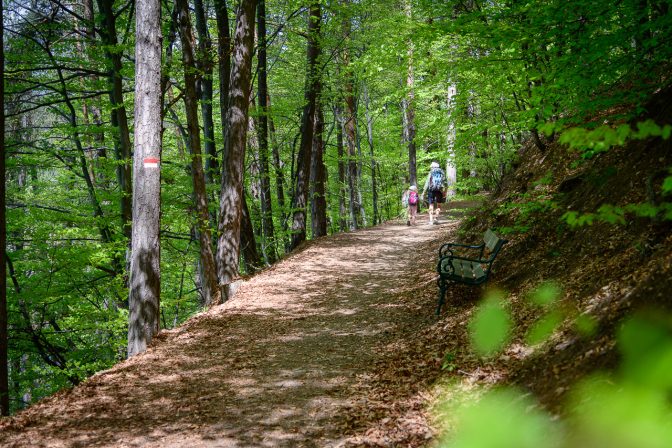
left=0, top=204, right=473, bottom=448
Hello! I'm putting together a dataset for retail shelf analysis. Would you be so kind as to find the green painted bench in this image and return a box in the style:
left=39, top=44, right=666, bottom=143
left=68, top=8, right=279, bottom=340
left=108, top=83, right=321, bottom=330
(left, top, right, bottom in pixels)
left=435, top=229, right=508, bottom=315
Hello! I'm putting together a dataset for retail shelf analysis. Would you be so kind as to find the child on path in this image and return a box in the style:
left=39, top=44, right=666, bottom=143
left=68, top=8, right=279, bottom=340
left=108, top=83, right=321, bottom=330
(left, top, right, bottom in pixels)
left=401, top=185, right=419, bottom=226
left=421, top=161, right=447, bottom=225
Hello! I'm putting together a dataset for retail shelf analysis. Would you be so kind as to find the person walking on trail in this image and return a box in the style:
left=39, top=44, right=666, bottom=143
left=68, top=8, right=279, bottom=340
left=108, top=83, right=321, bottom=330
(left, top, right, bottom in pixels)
left=401, top=185, right=419, bottom=226
left=421, top=161, right=447, bottom=225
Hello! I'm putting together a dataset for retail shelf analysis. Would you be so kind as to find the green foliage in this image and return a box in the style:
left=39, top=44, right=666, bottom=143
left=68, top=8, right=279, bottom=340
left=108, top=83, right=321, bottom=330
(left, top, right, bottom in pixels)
left=441, top=388, right=560, bottom=448
left=442, top=298, right=672, bottom=448
left=495, top=189, right=557, bottom=235
left=558, top=120, right=672, bottom=159
left=468, top=290, right=511, bottom=357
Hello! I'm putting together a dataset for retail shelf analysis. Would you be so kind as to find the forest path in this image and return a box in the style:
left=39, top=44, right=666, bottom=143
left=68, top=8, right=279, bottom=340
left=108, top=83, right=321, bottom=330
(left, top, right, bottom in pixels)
left=0, top=202, right=475, bottom=448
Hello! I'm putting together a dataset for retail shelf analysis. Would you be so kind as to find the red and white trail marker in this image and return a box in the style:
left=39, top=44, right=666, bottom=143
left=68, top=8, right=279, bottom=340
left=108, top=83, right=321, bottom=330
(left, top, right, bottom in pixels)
left=143, top=157, right=160, bottom=168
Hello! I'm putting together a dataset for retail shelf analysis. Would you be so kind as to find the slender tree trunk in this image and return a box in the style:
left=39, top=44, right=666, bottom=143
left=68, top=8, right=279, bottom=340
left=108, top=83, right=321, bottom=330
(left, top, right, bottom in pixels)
left=96, top=0, right=133, bottom=240
left=256, top=0, right=277, bottom=263
left=268, top=99, right=287, bottom=250
left=176, top=0, right=221, bottom=306
left=335, top=106, right=348, bottom=232
left=363, top=84, right=378, bottom=225
left=0, top=2, right=9, bottom=415
left=403, top=0, right=417, bottom=186
left=341, top=8, right=359, bottom=230
left=128, top=0, right=162, bottom=357
left=310, top=102, right=327, bottom=238
left=193, top=0, right=218, bottom=183
left=288, top=2, right=321, bottom=250
left=240, top=193, right=261, bottom=274
left=215, top=0, right=231, bottom=115
left=216, top=0, right=257, bottom=300
left=344, top=91, right=359, bottom=231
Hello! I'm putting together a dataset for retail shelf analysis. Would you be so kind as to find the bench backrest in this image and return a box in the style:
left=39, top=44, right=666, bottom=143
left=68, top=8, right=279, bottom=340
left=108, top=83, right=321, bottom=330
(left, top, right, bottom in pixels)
left=483, top=229, right=508, bottom=263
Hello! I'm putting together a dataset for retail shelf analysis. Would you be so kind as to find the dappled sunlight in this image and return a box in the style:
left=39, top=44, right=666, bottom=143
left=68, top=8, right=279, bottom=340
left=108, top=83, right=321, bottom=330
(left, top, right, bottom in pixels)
left=0, top=207, right=467, bottom=447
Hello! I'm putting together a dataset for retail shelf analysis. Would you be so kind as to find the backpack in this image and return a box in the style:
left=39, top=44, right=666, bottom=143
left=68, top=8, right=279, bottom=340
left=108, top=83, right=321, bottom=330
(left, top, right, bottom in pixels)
left=429, top=168, right=445, bottom=191
left=408, top=190, right=418, bottom=205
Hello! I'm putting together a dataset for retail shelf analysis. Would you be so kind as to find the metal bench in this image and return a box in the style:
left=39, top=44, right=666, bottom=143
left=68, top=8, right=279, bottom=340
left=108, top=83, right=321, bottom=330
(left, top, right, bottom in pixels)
left=435, top=229, right=508, bottom=315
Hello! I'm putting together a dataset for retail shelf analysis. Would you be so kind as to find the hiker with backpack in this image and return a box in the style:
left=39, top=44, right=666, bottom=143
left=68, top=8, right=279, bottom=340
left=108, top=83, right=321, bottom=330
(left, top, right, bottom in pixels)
left=401, top=185, right=419, bottom=226
left=421, top=161, right=447, bottom=225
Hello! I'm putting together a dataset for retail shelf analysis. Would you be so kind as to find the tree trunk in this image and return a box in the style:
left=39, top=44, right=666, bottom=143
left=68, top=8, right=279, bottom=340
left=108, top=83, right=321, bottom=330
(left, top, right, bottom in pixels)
left=363, top=84, right=379, bottom=225
left=335, top=106, right=348, bottom=232
left=176, top=0, right=221, bottom=306
left=310, top=102, right=327, bottom=238
left=214, top=0, right=231, bottom=115
left=268, top=98, right=287, bottom=250
left=256, top=0, right=277, bottom=263
left=240, top=193, right=261, bottom=274
left=216, top=0, right=257, bottom=300
left=128, top=0, right=162, bottom=357
left=288, top=2, right=322, bottom=251
left=341, top=8, right=359, bottom=230
left=193, top=0, right=218, bottom=183
left=0, top=1, right=8, bottom=414
left=403, top=0, right=417, bottom=186
left=96, top=0, right=133, bottom=240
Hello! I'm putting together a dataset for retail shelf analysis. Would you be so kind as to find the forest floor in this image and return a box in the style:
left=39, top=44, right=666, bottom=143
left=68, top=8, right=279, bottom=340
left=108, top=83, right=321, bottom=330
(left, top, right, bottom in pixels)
left=2, top=95, right=672, bottom=445
left=0, top=203, right=477, bottom=448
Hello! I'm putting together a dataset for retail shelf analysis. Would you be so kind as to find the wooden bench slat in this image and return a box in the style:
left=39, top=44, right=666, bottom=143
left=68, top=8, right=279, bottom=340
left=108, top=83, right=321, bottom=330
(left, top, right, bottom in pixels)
left=484, top=229, right=498, bottom=251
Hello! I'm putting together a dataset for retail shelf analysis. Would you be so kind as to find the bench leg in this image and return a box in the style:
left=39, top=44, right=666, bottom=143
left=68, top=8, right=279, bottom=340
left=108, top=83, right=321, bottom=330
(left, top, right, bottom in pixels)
left=436, top=278, right=447, bottom=316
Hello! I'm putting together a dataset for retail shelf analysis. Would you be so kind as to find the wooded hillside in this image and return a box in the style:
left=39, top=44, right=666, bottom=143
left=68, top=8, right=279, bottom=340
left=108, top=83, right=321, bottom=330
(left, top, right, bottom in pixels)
left=1, top=0, right=671, bottom=436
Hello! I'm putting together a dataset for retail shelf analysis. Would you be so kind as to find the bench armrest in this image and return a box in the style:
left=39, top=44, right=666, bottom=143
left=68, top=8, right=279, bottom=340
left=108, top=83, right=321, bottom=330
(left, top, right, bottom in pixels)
left=439, top=254, right=487, bottom=264
left=439, top=242, right=485, bottom=258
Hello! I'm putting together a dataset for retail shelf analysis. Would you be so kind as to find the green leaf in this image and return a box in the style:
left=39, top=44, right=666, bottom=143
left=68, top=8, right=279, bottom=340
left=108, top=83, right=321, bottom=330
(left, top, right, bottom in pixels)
left=469, top=291, right=512, bottom=357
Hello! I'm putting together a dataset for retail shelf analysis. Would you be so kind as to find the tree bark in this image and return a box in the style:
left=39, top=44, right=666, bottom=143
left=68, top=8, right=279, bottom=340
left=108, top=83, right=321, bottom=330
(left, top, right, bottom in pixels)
left=176, top=0, right=221, bottom=306
left=256, top=0, right=277, bottom=263
left=128, top=0, right=162, bottom=357
left=289, top=2, right=322, bottom=251
left=216, top=0, right=257, bottom=300
left=310, top=102, right=327, bottom=238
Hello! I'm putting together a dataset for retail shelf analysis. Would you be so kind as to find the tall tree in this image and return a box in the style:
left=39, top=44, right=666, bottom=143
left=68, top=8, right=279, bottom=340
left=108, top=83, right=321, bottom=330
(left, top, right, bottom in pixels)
left=310, top=102, right=327, bottom=238
left=256, top=0, right=277, bottom=262
left=402, top=0, right=417, bottom=186
left=193, top=0, right=218, bottom=183
left=128, top=0, right=163, bottom=357
left=216, top=0, right=257, bottom=300
left=1, top=1, right=9, bottom=416
left=335, top=106, right=348, bottom=232
left=96, top=0, right=133, bottom=240
left=176, top=0, right=221, bottom=305
left=363, top=83, right=379, bottom=225
left=289, top=2, right=322, bottom=250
